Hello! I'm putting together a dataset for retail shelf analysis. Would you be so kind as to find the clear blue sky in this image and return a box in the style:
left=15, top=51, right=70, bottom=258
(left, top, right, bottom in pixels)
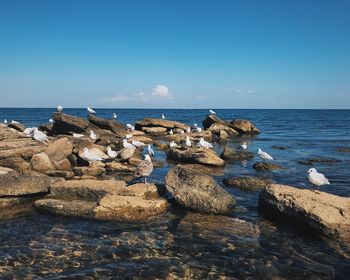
left=0, top=0, right=349, bottom=108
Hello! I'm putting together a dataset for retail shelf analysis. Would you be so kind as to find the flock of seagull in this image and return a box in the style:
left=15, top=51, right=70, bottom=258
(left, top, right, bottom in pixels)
left=2, top=106, right=330, bottom=189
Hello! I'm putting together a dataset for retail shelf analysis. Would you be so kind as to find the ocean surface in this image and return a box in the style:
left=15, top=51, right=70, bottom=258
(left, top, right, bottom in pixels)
left=0, top=108, right=350, bottom=279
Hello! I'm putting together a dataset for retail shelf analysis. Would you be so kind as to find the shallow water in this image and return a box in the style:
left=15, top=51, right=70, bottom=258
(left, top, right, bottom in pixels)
left=0, top=108, right=350, bottom=279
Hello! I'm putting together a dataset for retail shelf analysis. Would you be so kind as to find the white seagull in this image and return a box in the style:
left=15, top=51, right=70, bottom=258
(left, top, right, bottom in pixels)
left=49, top=118, right=54, bottom=124
left=258, top=148, right=274, bottom=160
left=185, top=136, right=192, bottom=148
left=57, top=106, right=63, bottom=112
left=169, top=141, right=178, bottom=148
left=126, top=124, right=135, bottom=131
left=147, top=144, right=155, bottom=157
left=169, top=129, right=173, bottom=135
left=33, top=128, right=48, bottom=142
left=194, top=123, right=202, bottom=132
left=90, top=130, right=98, bottom=141
left=106, top=147, right=119, bottom=158
left=209, top=109, right=216, bottom=115
left=112, top=113, right=117, bottom=119
left=161, top=114, right=165, bottom=119
left=87, top=107, right=96, bottom=114
left=24, top=127, right=37, bottom=136
left=240, top=142, right=248, bottom=150
left=123, top=139, right=135, bottom=148
left=73, top=133, right=84, bottom=138
left=83, top=147, right=102, bottom=163
left=307, top=168, right=330, bottom=190
left=199, top=137, right=213, bottom=149
left=132, top=139, right=146, bottom=147
left=3, top=119, right=8, bottom=125
left=135, top=154, right=153, bottom=184
left=186, top=127, right=191, bottom=133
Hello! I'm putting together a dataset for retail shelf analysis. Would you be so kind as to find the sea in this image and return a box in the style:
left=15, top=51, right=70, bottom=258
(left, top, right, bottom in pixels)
left=0, top=108, right=349, bottom=279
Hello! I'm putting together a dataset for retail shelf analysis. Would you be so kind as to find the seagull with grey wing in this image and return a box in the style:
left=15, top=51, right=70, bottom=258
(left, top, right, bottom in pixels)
left=135, top=154, right=153, bottom=184
left=307, top=168, right=330, bottom=191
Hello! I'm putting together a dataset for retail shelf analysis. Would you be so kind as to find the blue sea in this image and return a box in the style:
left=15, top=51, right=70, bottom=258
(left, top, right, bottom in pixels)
left=0, top=108, right=349, bottom=279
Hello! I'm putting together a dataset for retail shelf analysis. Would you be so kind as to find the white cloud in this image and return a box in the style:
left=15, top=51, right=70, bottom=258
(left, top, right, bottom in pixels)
left=152, top=85, right=170, bottom=97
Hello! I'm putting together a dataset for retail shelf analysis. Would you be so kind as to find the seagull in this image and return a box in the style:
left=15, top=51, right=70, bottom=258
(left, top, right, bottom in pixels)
left=161, top=114, right=165, bottom=119
left=186, top=127, right=191, bottom=133
left=49, top=118, right=54, bottom=124
left=185, top=136, right=192, bottom=148
left=169, top=141, right=178, bottom=148
left=83, top=147, right=102, bottom=163
left=147, top=144, right=155, bottom=157
left=73, top=133, right=84, bottom=138
left=240, top=142, right=248, bottom=150
left=112, top=113, right=117, bottom=119
left=199, top=137, right=213, bottom=149
left=33, top=128, right=48, bottom=142
left=90, top=130, right=98, bottom=141
left=24, top=127, right=37, bottom=136
left=125, top=134, right=132, bottom=139
left=3, top=119, right=7, bottom=125
left=169, top=129, right=173, bottom=135
left=10, top=120, right=19, bottom=124
left=126, top=124, right=135, bottom=131
left=87, top=107, right=96, bottom=114
left=132, top=139, right=146, bottom=147
left=135, top=154, right=153, bottom=184
left=123, top=139, right=135, bottom=148
left=57, top=105, right=63, bottom=112
left=258, top=148, right=274, bottom=160
left=209, top=109, right=216, bottom=115
left=307, top=168, right=330, bottom=190
left=106, top=147, right=119, bottom=158
left=193, top=124, right=202, bottom=132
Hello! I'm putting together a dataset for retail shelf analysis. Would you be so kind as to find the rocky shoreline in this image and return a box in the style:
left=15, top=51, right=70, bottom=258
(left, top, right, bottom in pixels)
left=0, top=112, right=349, bottom=246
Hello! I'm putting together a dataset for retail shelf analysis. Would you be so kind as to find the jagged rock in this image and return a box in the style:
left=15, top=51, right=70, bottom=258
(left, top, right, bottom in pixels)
left=73, top=166, right=105, bottom=177
left=105, top=162, right=136, bottom=172
left=88, top=114, right=126, bottom=137
left=45, top=137, right=73, bottom=162
left=52, top=112, right=90, bottom=134
left=220, top=147, right=254, bottom=161
left=202, top=115, right=227, bottom=129
left=259, top=184, right=350, bottom=243
left=141, top=126, right=168, bottom=136
left=223, top=177, right=271, bottom=191
left=118, top=147, right=136, bottom=161
left=207, top=123, right=239, bottom=135
left=165, top=166, right=235, bottom=214
left=229, top=119, right=260, bottom=134
left=253, top=162, right=285, bottom=171
left=46, top=170, right=75, bottom=179
left=166, top=147, right=225, bottom=167
left=135, top=118, right=188, bottom=131
left=173, top=128, right=184, bottom=134
left=8, top=121, right=26, bottom=132
left=30, top=152, right=53, bottom=172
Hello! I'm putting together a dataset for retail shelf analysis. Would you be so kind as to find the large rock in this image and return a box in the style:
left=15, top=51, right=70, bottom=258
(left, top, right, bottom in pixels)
left=0, top=126, right=24, bottom=140
left=259, top=184, right=350, bottom=243
left=45, top=137, right=73, bottom=162
left=166, top=147, right=225, bottom=167
left=220, top=147, right=254, bottom=161
left=8, top=121, right=26, bottom=132
left=135, top=118, right=188, bottom=131
left=223, top=177, right=271, bottom=191
left=52, top=112, right=89, bottom=134
left=202, top=115, right=227, bottom=129
left=141, top=127, right=168, bottom=136
left=88, top=114, right=126, bottom=137
left=207, top=123, right=239, bottom=135
left=30, top=152, right=53, bottom=172
left=165, top=166, right=235, bottom=214
left=229, top=119, right=260, bottom=134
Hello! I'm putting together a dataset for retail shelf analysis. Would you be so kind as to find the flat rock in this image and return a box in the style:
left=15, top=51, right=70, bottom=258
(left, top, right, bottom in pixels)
left=253, top=162, right=285, bottom=171
left=135, top=118, right=188, bottom=131
left=166, top=147, right=225, bottom=167
left=259, top=184, right=350, bottom=243
left=166, top=131, right=213, bottom=142
left=223, top=177, right=271, bottom=191
left=73, top=166, right=105, bottom=177
left=45, top=170, right=75, bottom=179
left=118, top=147, right=136, bottom=161
left=220, top=147, right=254, bottom=161
left=105, top=162, right=136, bottom=172
left=165, top=166, right=235, bottom=214
left=141, top=126, right=168, bottom=136
left=0, top=126, right=24, bottom=140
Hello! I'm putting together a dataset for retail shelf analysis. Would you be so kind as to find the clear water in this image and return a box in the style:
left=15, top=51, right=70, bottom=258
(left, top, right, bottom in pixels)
left=0, top=108, right=349, bottom=279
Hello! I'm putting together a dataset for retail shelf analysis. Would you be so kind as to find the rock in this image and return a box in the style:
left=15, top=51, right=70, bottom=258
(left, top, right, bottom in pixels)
left=118, top=147, right=136, bottom=161
left=223, top=177, right=271, bottom=191
left=141, top=126, right=168, bottom=136
left=165, top=166, right=235, bottom=214
left=153, top=141, right=169, bottom=151
left=135, top=118, right=188, bottom=131
left=0, top=171, right=51, bottom=197
left=88, top=114, right=126, bottom=137
left=306, top=157, right=341, bottom=163
left=105, top=162, right=136, bottom=172
left=220, top=147, right=254, bottom=161
left=0, top=166, right=16, bottom=176
left=45, top=137, right=73, bottom=162
left=130, top=135, right=153, bottom=144
left=8, top=121, right=26, bottom=132
left=202, top=115, right=227, bottom=129
left=0, top=143, right=46, bottom=159
left=259, top=184, right=350, bottom=243
left=218, top=130, right=229, bottom=142
left=253, top=162, right=285, bottom=171
left=173, top=128, right=184, bottom=134
left=336, top=147, right=350, bottom=153
left=30, top=152, right=53, bottom=172
left=77, top=147, right=108, bottom=160
left=52, top=112, right=89, bottom=134
left=229, top=119, right=260, bottom=134
left=271, top=145, right=288, bottom=150
left=207, top=123, right=239, bottom=135
left=166, top=131, right=213, bottom=142
left=298, top=160, right=314, bottom=166
left=166, top=147, right=225, bottom=167
left=0, top=156, right=30, bottom=172
left=179, top=213, right=260, bottom=239
left=73, top=166, right=105, bottom=177
left=0, top=126, right=24, bottom=140
left=45, top=170, right=75, bottom=179
left=52, top=158, right=71, bottom=171
left=94, top=195, right=168, bottom=221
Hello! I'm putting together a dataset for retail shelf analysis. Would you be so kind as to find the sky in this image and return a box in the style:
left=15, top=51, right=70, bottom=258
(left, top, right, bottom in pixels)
left=0, top=0, right=349, bottom=109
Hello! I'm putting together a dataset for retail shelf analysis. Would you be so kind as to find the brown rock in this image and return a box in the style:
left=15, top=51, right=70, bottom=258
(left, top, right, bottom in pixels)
left=7, top=121, right=26, bottom=132
left=218, top=130, right=229, bottom=142
left=52, top=158, right=71, bottom=171
left=259, top=184, right=350, bottom=243
left=141, top=126, right=168, bottom=136
left=52, top=112, right=90, bottom=134
left=166, top=131, right=213, bottom=142
left=118, top=147, right=136, bottom=161
left=220, top=147, right=254, bottom=161
left=105, top=161, right=136, bottom=172
left=229, top=119, right=260, bottom=134
left=223, top=177, right=271, bottom=191
left=0, top=126, right=24, bottom=140
left=253, top=162, right=285, bottom=171
left=46, top=137, right=73, bottom=162
left=73, top=166, right=105, bottom=177
left=46, top=170, right=75, bottom=179
left=207, top=123, right=239, bottom=135
left=88, top=114, right=127, bottom=137
left=202, top=115, right=227, bottom=129
left=153, top=141, right=169, bottom=151
left=30, top=152, right=53, bottom=172
left=135, top=118, right=188, bottom=131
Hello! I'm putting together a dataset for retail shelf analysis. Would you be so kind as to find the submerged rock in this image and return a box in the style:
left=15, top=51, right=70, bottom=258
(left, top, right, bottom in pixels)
left=299, top=157, right=342, bottom=166
left=259, top=184, right=350, bottom=243
left=166, top=147, right=225, bottom=167
left=220, top=147, right=254, bottom=161
left=165, top=166, right=235, bottom=214
left=253, top=162, right=285, bottom=171
left=223, top=177, right=271, bottom=191
left=336, top=147, right=350, bottom=153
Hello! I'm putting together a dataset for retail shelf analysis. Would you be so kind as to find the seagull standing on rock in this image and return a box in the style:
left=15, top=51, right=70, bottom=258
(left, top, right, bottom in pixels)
left=112, top=113, right=117, bottom=119
left=49, top=118, right=54, bottom=124
left=161, top=114, right=165, bottom=119
left=126, top=124, right=135, bottom=131
left=307, top=168, right=330, bottom=191
left=33, top=128, right=48, bottom=142
left=209, top=109, right=216, bottom=115
left=194, top=123, right=202, bottom=132
left=169, top=129, right=173, bottom=135
left=186, top=127, right=191, bottom=133
left=132, top=139, right=146, bottom=147
left=73, top=133, right=84, bottom=138
left=106, top=147, right=118, bottom=158
left=169, top=141, right=177, bottom=148
left=83, top=147, right=102, bottom=163
left=87, top=107, right=96, bottom=114
left=90, top=130, right=97, bottom=141
left=185, top=136, right=192, bottom=148
left=123, top=139, right=135, bottom=148
left=135, top=154, right=153, bottom=184
left=147, top=144, right=155, bottom=157
left=258, top=148, right=274, bottom=160
left=57, top=106, right=63, bottom=112
left=199, top=137, right=213, bottom=149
